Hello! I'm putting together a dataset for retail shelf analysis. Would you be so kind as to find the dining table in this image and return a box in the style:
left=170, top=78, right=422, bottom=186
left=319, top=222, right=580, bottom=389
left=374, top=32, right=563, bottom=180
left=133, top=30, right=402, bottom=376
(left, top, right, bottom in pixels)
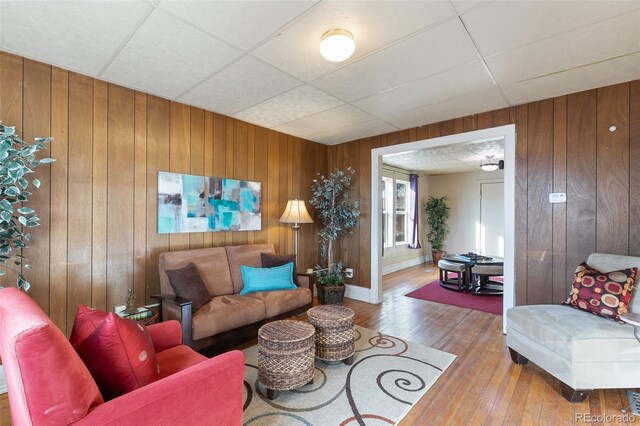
left=443, top=253, right=504, bottom=292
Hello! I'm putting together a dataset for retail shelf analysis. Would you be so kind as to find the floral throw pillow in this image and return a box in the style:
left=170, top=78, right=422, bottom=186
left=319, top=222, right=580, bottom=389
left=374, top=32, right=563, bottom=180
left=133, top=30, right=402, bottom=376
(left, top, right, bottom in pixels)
left=563, top=262, right=637, bottom=323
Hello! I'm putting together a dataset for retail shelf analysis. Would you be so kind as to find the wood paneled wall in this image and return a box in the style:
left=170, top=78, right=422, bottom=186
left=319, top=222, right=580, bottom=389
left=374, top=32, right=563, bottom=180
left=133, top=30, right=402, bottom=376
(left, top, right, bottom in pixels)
left=0, top=52, right=327, bottom=334
left=329, top=80, right=640, bottom=305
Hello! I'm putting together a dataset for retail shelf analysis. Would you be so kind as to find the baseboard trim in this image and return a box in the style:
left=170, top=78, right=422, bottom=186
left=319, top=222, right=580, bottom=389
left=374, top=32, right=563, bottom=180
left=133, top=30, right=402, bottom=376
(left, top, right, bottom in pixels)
left=0, top=366, right=6, bottom=394
left=382, top=255, right=428, bottom=275
left=344, top=284, right=371, bottom=303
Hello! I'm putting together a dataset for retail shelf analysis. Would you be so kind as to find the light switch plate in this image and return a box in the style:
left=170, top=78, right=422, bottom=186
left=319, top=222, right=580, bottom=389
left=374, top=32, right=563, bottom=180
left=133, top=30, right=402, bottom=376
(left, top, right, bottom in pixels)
left=549, top=192, right=567, bottom=203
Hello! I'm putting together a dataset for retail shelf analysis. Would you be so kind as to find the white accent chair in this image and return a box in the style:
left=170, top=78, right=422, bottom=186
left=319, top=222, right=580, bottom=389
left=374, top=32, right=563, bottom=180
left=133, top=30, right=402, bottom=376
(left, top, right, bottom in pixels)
left=506, top=253, right=640, bottom=402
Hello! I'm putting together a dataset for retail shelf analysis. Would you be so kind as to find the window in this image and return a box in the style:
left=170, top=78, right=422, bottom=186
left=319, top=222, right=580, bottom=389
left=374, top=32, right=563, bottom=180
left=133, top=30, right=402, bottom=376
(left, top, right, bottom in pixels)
left=382, top=176, right=410, bottom=248
left=395, top=180, right=409, bottom=244
left=382, top=177, right=392, bottom=247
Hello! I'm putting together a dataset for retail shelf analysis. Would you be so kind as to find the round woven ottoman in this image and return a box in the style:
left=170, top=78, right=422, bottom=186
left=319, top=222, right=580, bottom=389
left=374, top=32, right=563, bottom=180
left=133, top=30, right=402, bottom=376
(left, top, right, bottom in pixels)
left=307, top=305, right=355, bottom=365
left=257, top=320, right=315, bottom=400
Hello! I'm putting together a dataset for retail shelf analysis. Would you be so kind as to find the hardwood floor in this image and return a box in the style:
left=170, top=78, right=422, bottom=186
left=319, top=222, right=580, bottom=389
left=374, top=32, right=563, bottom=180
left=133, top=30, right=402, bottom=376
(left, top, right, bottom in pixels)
left=0, top=262, right=635, bottom=425
left=343, top=262, right=635, bottom=426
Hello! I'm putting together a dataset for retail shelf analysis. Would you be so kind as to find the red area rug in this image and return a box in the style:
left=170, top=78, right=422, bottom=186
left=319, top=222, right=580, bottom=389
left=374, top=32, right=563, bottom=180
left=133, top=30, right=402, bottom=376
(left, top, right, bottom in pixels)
left=405, top=279, right=503, bottom=315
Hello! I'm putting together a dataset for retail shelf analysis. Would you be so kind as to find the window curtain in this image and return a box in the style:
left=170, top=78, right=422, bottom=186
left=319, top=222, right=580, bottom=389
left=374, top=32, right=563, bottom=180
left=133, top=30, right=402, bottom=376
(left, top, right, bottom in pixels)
left=408, top=174, right=421, bottom=249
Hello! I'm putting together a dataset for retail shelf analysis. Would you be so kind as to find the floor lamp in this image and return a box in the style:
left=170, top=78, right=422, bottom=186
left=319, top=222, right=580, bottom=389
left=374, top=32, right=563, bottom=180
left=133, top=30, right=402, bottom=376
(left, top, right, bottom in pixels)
left=279, top=199, right=314, bottom=260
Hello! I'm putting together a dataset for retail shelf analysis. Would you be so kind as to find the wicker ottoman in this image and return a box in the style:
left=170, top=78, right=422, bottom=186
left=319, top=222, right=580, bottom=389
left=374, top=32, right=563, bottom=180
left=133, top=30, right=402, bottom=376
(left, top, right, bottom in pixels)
left=257, top=320, right=315, bottom=400
left=307, top=305, right=355, bottom=365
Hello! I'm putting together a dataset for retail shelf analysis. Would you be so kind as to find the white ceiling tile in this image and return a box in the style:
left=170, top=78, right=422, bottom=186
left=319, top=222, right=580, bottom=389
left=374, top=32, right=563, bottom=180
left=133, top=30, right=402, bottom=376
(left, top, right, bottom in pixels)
left=0, top=0, right=153, bottom=76
left=486, top=10, right=640, bottom=103
left=463, top=0, right=640, bottom=57
left=353, top=60, right=495, bottom=118
left=499, top=50, right=640, bottom=105
left=102, top=8, right=243, bottom=99
left=311, top=119, right=398, bottom=145
left=157, top=0, right=316, bottom=51
left=274, top=105, right=376, bottom=139
left=450, top=0, right=493, bottom=15
left=251, top=0, right=454, bottom=82
left=233, top=85, right=344, bottom=128
left=178, top=56, right=302, bottom=116
left=384, top=86, right=509, bottom=130
left=384, top=138, right=504, bottom=174
left=312, top=19, right=478, bottom=102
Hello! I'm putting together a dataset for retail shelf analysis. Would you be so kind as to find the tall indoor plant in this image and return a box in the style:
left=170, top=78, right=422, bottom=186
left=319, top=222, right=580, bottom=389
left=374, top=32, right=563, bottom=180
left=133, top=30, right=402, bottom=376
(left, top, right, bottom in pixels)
left=0, top=124, right=53, bottom=291
left=424, top=196, right=449, bottom=265
left=309, top=168, right=360, bottom=304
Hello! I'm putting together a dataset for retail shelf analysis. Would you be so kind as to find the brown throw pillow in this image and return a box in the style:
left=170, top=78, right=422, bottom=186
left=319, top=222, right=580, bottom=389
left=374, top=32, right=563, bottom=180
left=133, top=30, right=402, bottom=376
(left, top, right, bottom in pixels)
left=165, top=263, right=211, bottom=312
left=260, top=253, right=298, bottom=286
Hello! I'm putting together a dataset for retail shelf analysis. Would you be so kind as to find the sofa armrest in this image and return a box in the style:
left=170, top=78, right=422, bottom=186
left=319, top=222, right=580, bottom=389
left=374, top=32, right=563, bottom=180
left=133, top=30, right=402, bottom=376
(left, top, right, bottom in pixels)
left=296, top=273, right=315, bottom=290
left=146, top=320, right=181, bottom=353
left=151, top=294, right=194, bottom=347
left=74, top=350, right=244, bottom=426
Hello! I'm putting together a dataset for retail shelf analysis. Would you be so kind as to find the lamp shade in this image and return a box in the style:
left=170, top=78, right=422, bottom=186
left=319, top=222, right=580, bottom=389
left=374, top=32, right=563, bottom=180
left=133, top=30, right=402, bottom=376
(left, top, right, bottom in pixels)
left=279, top=199, right=314, bottom=224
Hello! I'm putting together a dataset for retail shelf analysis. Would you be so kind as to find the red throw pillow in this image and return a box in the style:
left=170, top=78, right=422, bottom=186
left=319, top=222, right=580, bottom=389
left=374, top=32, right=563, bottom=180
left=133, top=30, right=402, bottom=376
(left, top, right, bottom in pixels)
left=75, top=313, right=160, bottom=400
left=563, top=262, right=637, bottom=322
left=69, top=304, right=108, bottom=347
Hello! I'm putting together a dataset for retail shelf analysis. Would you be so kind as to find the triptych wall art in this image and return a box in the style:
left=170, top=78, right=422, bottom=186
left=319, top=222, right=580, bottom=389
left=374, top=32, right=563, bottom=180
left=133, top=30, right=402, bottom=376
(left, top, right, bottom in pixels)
left=157, top=171, right=261, bottom=234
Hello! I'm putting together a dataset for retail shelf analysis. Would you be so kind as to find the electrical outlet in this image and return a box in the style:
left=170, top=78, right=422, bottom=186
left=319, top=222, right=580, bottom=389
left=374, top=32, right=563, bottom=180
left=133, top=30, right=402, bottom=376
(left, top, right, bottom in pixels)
left=345, top=268, right=354, bottom=278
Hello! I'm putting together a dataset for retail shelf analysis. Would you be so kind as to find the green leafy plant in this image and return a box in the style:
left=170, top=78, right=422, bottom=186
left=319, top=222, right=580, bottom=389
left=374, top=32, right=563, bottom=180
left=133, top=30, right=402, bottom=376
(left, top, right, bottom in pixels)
left=0, top=124, right=54, bottom=291
left=315, top=262, right=345, bottom=286
left=424, top=196, right=450, bottom=252
left=309, top=168, right=360, bottom=286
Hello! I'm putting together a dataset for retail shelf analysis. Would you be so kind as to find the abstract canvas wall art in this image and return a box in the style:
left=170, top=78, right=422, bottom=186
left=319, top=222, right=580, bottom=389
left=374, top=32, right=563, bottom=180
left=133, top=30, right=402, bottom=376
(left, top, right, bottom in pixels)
left=158, top=171, right=261, bottom=233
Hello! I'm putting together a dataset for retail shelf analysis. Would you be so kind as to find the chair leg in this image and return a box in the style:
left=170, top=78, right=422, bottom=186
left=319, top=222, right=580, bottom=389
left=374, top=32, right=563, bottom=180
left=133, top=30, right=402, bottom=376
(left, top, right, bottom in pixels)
left=560, top=383, right=591, bottom=403
left=508, top=348, right=529, bottom=365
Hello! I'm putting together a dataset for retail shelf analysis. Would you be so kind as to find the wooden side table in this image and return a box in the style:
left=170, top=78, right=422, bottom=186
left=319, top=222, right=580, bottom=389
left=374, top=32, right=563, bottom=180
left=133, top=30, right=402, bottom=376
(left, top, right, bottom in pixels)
left=297, top=272, right=317, bottom=291
left=139, top=308, right=159, bottom=326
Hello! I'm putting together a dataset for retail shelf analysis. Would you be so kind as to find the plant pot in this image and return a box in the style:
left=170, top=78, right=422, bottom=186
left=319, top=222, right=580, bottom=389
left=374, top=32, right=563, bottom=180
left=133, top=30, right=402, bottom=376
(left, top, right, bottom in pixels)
left=431, top=250, right=446, bottom=265
left=316, top=282, right=346, bottom=305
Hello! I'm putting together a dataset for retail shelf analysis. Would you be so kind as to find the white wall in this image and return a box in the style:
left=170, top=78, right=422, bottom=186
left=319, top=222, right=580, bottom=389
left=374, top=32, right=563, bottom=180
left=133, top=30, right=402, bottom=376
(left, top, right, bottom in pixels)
left=381, top=167, right=430, bottom=274
left=427, top=169, right=504, bottom=255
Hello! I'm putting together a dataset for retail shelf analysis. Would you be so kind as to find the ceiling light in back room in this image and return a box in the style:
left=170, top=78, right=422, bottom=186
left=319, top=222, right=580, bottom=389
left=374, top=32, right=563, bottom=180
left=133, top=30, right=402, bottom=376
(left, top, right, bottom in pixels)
left=480, top=155, right=499, bottom=172
left=319, top=29, right=355, bottom=62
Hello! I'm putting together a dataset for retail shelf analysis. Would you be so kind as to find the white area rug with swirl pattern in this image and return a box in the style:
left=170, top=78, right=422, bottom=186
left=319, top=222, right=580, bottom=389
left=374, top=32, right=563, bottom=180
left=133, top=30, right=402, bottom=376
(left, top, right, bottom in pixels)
left=242, top=325, right=456, bottom=425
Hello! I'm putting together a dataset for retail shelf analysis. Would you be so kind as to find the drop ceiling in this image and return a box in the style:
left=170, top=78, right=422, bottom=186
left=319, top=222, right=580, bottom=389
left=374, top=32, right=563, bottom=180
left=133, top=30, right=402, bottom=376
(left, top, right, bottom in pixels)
left=1, top=1, right=639, bottom=145
left=383, top=138, right=504, bottom=175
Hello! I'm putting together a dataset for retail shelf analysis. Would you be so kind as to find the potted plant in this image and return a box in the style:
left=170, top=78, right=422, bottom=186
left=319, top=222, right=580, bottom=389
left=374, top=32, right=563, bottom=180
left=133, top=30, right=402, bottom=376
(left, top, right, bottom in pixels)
left=309, top=168, right=360, bottom=305
left=0, top=124, right=53, bottom=291
left=424, top=196, right=449, bottom=265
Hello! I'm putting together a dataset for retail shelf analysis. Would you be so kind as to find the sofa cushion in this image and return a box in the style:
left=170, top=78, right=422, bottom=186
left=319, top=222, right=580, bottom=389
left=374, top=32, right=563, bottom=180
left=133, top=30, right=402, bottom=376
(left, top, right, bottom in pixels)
left=191, top=294, right=266, bottom=341
left=75, top=313, right=160, bottom=400
left=159, top=247, right=233, bottom=297
left=239, top=263, right=296, bottom=295
left=507, top=304, right=639, bottom=362
left=226, top=243, right=275, bottom=293
left=156, top=345, right=208, bottom=379
left=165, top=263, right=212, bottom=312
left=245, top=288, right=312, bottom=318
left=69, top=304, right=108, bottom=347
left=261, top=253, right=299, bottom=286
left=587, top=253, right=640, bottom=313
left=563, top=262, right=637, bottom=322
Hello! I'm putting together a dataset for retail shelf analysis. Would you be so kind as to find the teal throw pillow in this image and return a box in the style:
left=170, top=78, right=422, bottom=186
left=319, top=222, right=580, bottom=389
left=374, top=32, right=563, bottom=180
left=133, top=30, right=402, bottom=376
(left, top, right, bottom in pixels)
left=240, top=262, right=296, bottom=295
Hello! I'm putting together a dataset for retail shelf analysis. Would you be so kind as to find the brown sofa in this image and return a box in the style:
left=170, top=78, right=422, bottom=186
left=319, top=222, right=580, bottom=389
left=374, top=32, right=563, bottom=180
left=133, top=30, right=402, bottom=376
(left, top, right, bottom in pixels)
left=153, top=243, right=312, bottom=352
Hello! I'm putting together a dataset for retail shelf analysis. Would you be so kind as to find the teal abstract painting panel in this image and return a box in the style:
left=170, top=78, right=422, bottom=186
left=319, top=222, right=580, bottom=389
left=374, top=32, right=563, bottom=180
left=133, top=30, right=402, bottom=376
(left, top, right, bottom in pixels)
left=157, top=171, right=261, bottom=233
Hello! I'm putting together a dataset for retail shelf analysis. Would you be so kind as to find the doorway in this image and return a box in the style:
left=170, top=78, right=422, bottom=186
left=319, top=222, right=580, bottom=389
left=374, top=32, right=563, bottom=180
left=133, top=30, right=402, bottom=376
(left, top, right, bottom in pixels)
left=370, top=125, right=516, bottom=333
left=480, top=181, right=504, bottom=257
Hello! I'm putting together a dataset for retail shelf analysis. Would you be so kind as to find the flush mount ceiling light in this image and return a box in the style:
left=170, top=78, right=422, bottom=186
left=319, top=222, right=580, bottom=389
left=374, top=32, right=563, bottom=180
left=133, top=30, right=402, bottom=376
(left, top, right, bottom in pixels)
left=480, top=155, right=499, bottom=172
left=319, top=29, right=355, bottom=62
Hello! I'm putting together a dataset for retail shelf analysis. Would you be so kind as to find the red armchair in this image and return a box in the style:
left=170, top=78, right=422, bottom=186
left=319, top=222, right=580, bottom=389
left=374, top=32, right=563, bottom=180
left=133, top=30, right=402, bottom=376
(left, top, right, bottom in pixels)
left=0, top=288, right=244, bottom=425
